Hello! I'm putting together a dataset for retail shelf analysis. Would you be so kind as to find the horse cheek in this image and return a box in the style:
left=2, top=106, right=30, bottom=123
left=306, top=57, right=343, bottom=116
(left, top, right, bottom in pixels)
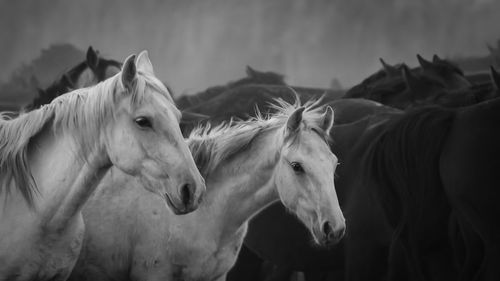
left=108, top=129, right=143, bottom=175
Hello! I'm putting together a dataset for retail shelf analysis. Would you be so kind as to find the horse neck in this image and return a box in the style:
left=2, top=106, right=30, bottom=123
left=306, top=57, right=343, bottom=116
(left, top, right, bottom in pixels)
left=332, top=113, right=397, bottom=161
left=28, top=127, right=111, bottom=232
left=201, top=128, right=281, bottom=236
left=67, top=61, right=88, bottom=82
left=331, top=118, right=371, bottom=160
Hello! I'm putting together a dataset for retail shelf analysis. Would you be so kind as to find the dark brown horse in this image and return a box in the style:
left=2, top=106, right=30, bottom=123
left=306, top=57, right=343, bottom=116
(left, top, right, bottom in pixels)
left=402, top=65, right=499, bottom=109
left=418, top=54, right=471, bottom=90
left=346, top=60, right=499, bottom=110
left=344, top=55, right=480, bottom=110
left=344, top=58, right=408, bottom=99
left=364, top=98, right=500, bottom=281
left=23, top=46, right=121, bottom=111
left=175, top=66, right=288, bottom=110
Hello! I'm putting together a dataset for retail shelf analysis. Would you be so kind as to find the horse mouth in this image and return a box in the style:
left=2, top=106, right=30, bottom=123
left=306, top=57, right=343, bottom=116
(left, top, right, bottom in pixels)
left=163, top=193, right=187, bottom=215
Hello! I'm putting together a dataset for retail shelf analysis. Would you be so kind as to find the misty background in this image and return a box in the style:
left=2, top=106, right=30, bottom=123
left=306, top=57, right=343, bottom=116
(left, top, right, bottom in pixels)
left=1, top=0, right=499, bottom=104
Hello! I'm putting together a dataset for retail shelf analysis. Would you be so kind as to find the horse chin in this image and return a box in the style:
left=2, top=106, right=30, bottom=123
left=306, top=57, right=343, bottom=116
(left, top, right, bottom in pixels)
left=162, top=192, right=189, bottom=215
left=138, top=175, right=188, bottom=215
left=310, top=222, right=345, bottom=248
left=317, top=235, right=339, bottom=248
left=310, top=227, right=324, bottom=246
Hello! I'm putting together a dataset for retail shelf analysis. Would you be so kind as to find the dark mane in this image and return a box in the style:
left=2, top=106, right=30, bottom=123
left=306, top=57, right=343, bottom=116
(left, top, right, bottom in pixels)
left=24, top=48, right=122, bottom=112
left=344, top=69, right=387, bottom=98
left=363, top=106, right=455, bottom=221
left=361, top=106, right=456, bottom=277
left=24, top=61, right=88, bottom=111
left=90, top=56, right=122, bottom=81
left=431, top=58, right=464, bottom=76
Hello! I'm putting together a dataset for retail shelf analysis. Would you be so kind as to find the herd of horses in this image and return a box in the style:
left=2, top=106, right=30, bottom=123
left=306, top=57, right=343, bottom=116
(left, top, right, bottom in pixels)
left=0, top=46, right=499, bottom=281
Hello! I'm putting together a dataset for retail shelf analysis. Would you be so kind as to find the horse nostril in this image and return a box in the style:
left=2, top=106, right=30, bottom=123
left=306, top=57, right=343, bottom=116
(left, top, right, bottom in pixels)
left=181, top=183, right=192, bottom=206
left=322, top=221, right=333, bottom=237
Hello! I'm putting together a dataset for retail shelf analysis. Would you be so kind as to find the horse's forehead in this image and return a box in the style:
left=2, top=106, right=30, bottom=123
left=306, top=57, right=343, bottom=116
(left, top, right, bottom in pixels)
left=141, top=90, right=180, bottom=121
left=288, top=130, right=333, bottom=160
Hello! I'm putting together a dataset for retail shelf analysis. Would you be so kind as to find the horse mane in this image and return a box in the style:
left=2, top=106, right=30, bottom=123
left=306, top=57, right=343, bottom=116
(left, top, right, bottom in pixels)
left=430, top=58, right=464, bottom=76
left=361, top=105, right=455, bottom=276
left=0, top=69, right=172, bottom=206
left=425, top=88, right=477, bottom=108
left=187, top=97, right=331, bottom=177
left=363, top=105, right=455, bottom=221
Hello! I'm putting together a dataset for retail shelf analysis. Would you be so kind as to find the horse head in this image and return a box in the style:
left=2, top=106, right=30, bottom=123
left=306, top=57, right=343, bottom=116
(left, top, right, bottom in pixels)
left=103, top=51, right=206, bottom=214
left=273, top=102, right=345, bottom=246
left=417, top=54, right=470, bottom=90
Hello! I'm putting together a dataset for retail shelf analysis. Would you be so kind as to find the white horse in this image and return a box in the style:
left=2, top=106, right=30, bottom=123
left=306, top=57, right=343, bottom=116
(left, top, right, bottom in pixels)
left=0, top=51, right=205, bottom=281
left=70, top=99, right=345, bottom=281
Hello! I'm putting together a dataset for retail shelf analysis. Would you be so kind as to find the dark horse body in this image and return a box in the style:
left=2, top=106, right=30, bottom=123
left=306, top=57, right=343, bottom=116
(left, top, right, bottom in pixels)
left=181, top=84, right=343, bottom=134
left=235, top=97, right=500, bottom=281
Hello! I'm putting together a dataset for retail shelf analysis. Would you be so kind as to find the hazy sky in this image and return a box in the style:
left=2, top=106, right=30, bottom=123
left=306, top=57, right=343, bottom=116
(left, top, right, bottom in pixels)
left=1, top=0, right=499, bottom=94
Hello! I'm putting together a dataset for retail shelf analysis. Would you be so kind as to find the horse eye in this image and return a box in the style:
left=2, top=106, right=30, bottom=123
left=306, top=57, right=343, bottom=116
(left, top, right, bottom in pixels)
left=290, top=162, right=304, bottom=173
left=134, top=116, right=152, bottom=128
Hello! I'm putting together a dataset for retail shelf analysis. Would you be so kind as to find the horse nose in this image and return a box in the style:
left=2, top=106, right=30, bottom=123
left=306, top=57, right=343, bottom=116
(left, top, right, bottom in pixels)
left=322, top=221, right=346, bottom=244
left=322, top=221, right=334, bottom=237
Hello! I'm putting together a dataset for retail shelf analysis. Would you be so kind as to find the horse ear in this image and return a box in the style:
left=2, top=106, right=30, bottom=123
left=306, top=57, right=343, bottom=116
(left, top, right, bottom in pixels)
left=121, top=54, right=137, bottom=91
left=402, top=65, right=419, bottom=93
left=286, top=107, right=305, bottom=136
left=86, top=46, right=99, bottom=71
left=490, top=66, right=500, bottom=91
left=379, top=58, right=398, bottom=77
left=246, top=66, right=257, bottom=78
left=432, top=54, right=442, bottom=63
left=321, top=106, right=334, bottom=134
left=417, top=54, right=433, bottom=70
left=136, top=50, right=155, bottom=76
